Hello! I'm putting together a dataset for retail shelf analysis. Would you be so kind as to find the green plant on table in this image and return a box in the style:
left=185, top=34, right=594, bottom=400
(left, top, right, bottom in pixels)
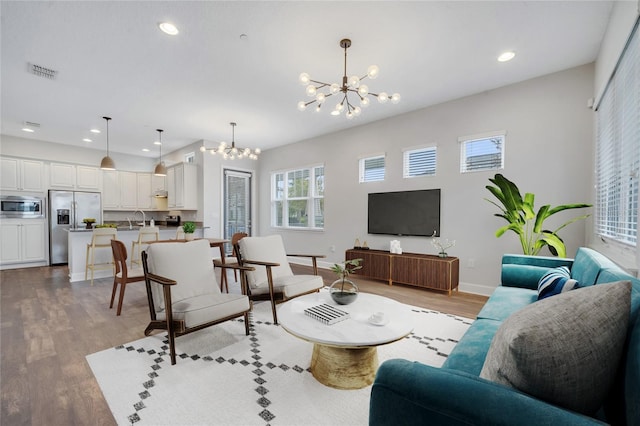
left=330, top=258, right=362, bottom=291
left=182, top=221, right=196, bottom=234
left=485, top=173, right=591, bottom=258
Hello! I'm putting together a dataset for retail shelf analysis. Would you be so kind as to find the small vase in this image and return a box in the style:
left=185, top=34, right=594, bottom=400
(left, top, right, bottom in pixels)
left=329, top=278, right=359, bottom=305
left=438, top=252, right=447, bottom=258
left=185, top=233, right=195, bottom=241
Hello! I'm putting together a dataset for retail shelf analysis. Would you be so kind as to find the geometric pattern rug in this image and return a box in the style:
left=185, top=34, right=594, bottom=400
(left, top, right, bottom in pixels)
left=87, top=298, right=472, bottom=425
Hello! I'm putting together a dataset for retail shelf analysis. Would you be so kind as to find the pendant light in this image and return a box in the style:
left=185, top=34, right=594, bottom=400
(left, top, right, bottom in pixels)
left=153, top=129, right=167, bottom=176
left=99, top=116, right=116, bottom=170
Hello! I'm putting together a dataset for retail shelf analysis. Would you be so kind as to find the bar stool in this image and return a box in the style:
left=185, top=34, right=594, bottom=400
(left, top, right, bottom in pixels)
left=85, top=227, right=118, bottom=285
left=131, top=226, right=160, bottom=267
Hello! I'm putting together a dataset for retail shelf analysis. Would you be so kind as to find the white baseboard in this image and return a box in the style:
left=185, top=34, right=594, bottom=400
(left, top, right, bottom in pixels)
left=70, top=269, right=112, bottom=283
left=0, top=260, right=48, bottom=270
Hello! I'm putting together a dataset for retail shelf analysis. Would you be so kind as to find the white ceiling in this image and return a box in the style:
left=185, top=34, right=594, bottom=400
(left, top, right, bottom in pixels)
left=1, top=1, right=613, bottom=158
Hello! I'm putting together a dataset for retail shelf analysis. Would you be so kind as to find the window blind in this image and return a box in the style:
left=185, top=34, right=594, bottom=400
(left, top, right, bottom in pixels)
left=360, top=155, right=385, bottom=182
left=403, top=147, right=436, bottom=178
left=595, top=21, right=640, bottom=246
left=460, top=135, right=505, bottom=173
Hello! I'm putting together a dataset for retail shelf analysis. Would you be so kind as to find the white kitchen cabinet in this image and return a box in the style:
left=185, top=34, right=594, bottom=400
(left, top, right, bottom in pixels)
left=50, top=163, right=76, bottom=188
left=76, top=166, right=101, bottom=190
left=0, top=157, right=44, bottom=192
left=151, top=174, right=166, bottom=194
left=119, top=171, right=138, bottom=209
left=167, top=163, right=197, bottom=210
left=51, top=163, right=101, bottom=190
left=136, top=173, right=152, bottom=209
left=102, top=170, right=120, bottom=208
left=0, top=219, right=46, bottom=265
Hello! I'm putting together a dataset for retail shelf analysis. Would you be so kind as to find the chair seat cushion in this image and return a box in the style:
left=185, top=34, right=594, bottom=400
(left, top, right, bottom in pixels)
left=156, top=293, right=250, bottom=328
left=250, top=274, right=323, bottom=298
left=116, top=268, right=144, bottom=279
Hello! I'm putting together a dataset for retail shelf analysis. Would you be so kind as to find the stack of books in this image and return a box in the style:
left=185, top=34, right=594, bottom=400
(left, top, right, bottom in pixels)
left=304, top=304, right=350, bottom=325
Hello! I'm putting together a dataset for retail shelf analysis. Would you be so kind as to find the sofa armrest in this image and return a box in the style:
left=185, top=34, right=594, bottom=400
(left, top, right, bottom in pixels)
left=370, top=359, right=604, bottom=426
left=501, top=254, right=574, bottom=289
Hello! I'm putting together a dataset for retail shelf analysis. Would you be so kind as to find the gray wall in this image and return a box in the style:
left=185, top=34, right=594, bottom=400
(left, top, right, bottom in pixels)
left=255, top=64, right=595, bottom=295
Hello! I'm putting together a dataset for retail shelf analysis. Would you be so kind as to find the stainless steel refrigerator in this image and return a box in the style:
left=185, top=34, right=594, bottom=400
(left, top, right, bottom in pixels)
left=49, top=190, right=102, bottom=265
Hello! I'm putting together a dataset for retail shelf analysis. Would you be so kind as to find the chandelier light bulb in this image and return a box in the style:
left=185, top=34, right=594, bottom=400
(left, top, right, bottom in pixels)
left=330, top=83, right=340, bottom=94
left=361, top=97, right=370, bottom=107
left=231, top=147, right=238, bottom=154
left=255, top=148, right=261, bottom=154
left=315, top=105, right=322, bottom=112
left=299, top=72, right=311, bottom=85
left=348, top=75, right=360, bottom=88
left=316, top=93, right=325, bottom=104
left=210, top=149, right=216, bottom=155
left=367, top=65, right=379, bottom=79
left=297, top=101, right=307, bottom=111
left=199, top=145, right=206, bottom=152
left=346, top=111, right=354, bottom=120
left=378, top=92, right=389, bottom=103
left=353, top=106, right=362, bottom=116
left=358, top=84, right=369, bottom=97
left=306, top=85, right=317, bottom=97
left=391, top=93, right=401, bottom=104
left=336, top=103, right=345, bottom=112
left=244, top=148, right=251, bottom=156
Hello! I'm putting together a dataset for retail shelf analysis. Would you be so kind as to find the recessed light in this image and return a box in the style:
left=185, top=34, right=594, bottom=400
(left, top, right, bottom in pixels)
left=83, top=138, right=92, bottom=142
left=22, top=127, right=35, bottom=133
left=90, top=128, right=101, bottom=134
left=498, top=51, right=516, bottom=62
left=142, top=148, right=150, bottom=152
left=154, top=141, right=162, bottom=146
left=159, top=22, right=179, bottom=36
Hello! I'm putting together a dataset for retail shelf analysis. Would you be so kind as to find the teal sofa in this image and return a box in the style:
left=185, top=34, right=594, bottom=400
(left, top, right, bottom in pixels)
left=370, top=248, right=640, bottom=425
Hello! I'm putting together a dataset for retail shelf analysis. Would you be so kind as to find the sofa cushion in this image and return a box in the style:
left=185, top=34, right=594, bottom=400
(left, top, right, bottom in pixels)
left=479, top=281, right=632, bottom=415
left=238, top=235, right=294, bottom=289
left=571, top=247, right=619, bottom=286
left=537, top=266, right=580, bottom=300
left=442, top=319, right=501, bottom=376
left=476, top=286, right=538, bottom=322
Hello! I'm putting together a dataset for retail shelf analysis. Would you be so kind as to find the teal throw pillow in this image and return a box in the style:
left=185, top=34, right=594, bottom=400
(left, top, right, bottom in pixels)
left=537, top=266, right=580, bottom=300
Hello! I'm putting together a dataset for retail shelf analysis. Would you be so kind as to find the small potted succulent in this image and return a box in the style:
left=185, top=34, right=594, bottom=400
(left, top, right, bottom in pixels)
left=82, top=218, right=96, bottom=229
left=329, top=258, right=362, bottom=305
left=182, top=221, right=196, bottom=240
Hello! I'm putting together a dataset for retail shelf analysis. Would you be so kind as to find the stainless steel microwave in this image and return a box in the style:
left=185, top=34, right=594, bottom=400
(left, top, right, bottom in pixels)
left=0, top=195, right=45, bottom=218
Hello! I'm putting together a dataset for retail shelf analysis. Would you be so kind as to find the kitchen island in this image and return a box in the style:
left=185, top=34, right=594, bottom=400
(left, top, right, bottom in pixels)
left=67, top=226, right=204, bottom=282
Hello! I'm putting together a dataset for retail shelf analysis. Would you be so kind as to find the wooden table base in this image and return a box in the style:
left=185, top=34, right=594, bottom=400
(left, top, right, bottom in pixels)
left=310, top=343, right=379, bottom=390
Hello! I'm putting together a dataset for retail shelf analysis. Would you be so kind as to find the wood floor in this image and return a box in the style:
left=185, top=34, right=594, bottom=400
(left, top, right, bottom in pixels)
left=0, top=264, right=487, bottom=425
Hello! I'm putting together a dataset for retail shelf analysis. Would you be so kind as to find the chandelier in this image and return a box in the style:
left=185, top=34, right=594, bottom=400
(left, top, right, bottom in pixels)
left=199, top=122, right=260, bottom=160
left=297, top=38, right=400, bottom=119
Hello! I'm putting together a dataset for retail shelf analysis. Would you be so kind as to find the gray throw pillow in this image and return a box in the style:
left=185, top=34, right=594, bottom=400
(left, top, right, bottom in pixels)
left=479, top=280, right=631, bottom=415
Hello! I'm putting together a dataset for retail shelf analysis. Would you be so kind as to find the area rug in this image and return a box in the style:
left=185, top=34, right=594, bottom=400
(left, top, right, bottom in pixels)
left=87, top=299, right=472, bottom=425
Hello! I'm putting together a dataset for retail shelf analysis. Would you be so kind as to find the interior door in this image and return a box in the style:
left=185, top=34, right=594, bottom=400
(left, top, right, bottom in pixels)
left=223, top=169, right=252, bottom=253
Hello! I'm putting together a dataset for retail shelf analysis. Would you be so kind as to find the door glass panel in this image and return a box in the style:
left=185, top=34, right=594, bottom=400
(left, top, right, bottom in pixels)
left=224, top=169, right=252, bottom=253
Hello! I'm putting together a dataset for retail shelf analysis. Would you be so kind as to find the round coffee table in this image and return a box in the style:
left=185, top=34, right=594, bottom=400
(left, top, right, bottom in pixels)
left=277, top=291, right=414, bottom=389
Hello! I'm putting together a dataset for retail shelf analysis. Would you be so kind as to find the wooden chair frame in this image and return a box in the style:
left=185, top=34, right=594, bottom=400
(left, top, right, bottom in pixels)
left=110, top=239, right=145, bottom=316
left=234, top=242, right=325, bottom=324
left=141, top=250, right=255, bottom=365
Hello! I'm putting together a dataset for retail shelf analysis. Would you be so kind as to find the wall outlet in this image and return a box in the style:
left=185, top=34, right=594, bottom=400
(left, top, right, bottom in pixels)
left=467, top=258, right=476, bottom=268
left=330, top=245, right=336, bottom=252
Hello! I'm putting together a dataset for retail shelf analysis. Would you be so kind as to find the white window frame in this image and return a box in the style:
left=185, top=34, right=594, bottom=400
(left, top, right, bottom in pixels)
left=403, top=145, right=437, bottom=178
left=459, top=131, right=506, bottom=173
left=595, top=20, right=639, bottom=247
left=359, top=154, right=385, bottom=183
left=271, top=164, right=324, bottom=230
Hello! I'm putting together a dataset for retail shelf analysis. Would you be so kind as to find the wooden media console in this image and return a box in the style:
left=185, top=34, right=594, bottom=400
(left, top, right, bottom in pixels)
left=345, top=249, right=459, bottom=295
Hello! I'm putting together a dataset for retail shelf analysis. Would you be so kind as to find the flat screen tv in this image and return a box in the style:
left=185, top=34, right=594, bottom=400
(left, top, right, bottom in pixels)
left=368, top=189, right=441, bottom=237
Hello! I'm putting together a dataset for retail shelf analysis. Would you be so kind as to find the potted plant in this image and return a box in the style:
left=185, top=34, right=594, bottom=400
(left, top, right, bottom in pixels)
left=329, top=258, right=362, bottom=305
left=485, top=173, right=591, bottom=258
left=82, top=218, right=96, bottom=229
left=182, top=221, right=196, bottom=241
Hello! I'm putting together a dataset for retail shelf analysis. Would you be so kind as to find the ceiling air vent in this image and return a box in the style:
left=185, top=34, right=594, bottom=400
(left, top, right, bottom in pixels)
left=28, top=62, right=57, bottom=80
left=23, top=121, right=41, bottom=128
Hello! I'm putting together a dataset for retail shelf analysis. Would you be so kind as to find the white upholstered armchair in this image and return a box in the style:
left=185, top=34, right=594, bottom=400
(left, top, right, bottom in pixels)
left=142, top=239, right=253, bottom=365
left=236, top=234, right=325, bottom=324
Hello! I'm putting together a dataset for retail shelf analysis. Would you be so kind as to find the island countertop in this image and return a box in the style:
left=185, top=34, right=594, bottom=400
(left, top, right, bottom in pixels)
left=67, top=226, right=205, bottom=282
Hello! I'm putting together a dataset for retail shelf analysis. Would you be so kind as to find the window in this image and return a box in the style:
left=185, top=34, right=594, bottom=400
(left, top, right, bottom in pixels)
left=359, top=155, right=385, bottom=183
left=595, top=22, right=639, bottom=246
left=184, top=152, right=195, bottom=163
left=272, top=165, right=324, bottom=229
left=403, top=146, right=437, bottom=178
left=459, top=133, right=505, bottom=173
